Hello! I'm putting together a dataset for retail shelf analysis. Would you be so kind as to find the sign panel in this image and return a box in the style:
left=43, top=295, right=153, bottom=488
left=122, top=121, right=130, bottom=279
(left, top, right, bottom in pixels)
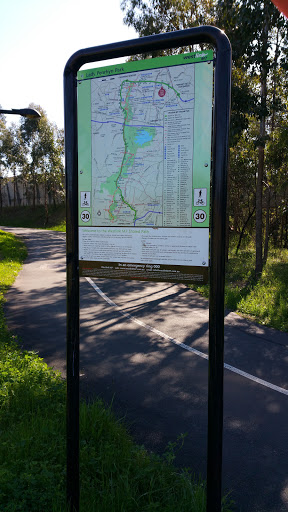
left=77, top=50, right=213, bottom=283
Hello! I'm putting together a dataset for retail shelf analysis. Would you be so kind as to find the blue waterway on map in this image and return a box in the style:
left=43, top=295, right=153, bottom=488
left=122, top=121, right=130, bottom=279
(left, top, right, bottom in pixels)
left=134, top=210, right=162, bottom=226
left=134, top=129, right=153, bottom=145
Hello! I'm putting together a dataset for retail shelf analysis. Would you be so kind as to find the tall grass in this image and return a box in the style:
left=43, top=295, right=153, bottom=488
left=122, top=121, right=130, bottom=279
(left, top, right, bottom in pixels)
left=191, top=238, right=288, bottom=332
left=236, top=248, right=288, bottom=330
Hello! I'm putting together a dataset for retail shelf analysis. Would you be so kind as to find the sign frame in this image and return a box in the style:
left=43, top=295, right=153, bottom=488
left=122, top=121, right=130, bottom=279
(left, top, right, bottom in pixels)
left=64, top=26, right=231, bottom=512
left=77, top=50, right=213, bottom=285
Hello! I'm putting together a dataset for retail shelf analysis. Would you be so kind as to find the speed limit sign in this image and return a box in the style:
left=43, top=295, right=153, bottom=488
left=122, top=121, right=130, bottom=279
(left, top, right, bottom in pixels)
left=80, top=210, right=91, bottom=222
left=193, top=209, right=207, bottom=223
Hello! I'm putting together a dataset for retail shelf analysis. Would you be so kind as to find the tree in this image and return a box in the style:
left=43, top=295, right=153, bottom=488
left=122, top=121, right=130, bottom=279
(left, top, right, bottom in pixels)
left=122, top=0, right=216, bottom=34
left=1, top=123, right=26, bottom=207
left=265, top=119, right=288, bottom=249
left=217, top=0, right=288, bottom=273
left=229, top=122, right=258, bottom=252
left=20, top=104, right=64, bottom=211
left=121, top=0, right=216, bottom=57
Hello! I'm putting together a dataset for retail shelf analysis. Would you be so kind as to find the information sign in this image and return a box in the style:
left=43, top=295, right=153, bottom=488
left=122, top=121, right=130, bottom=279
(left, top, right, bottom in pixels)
left=65, top=26, right=231, bottom=512
left=77, top=50, right=213, bottom=283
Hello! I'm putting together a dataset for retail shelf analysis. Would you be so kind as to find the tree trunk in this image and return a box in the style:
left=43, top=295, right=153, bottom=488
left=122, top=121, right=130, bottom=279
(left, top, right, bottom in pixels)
left=285, top=205, right=288, bottom=248
left=225, top=160, right=231, bottom=262
left=263, top=187, right=270, bottom=264
left=255, top=144, right=264, bottom=276
left=15, top=179, right=21, bottom=206
left=6, top=182, right=12, bottom=206
left=270, top=29, right=279, bottom=133
left=255, top=3, right=269, bottom=277
left=236, top=206, right=256, bottom=254
left=44, top=172, right=49, bottom=227
left=13, top=172, right=16, bottom=208
left=33, top=175, right=36, bottom=209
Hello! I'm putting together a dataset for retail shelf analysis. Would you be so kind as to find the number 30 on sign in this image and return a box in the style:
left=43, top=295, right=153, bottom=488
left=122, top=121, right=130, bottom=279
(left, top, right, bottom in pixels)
left=193, top=210, right=207, bottom=222
left=81, top=210, right=91, bottom=222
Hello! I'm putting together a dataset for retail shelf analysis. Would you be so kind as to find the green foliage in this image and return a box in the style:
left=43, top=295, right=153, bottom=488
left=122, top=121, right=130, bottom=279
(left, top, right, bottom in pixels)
left=0, top=348, right=65, bottom=512
left=76, top=405, right=209, bottom=512
left=0, top=205, right=66, bottom=231
left=122, top=0, right=216, bottom=38
left=121, top=0, right=216, bottom=61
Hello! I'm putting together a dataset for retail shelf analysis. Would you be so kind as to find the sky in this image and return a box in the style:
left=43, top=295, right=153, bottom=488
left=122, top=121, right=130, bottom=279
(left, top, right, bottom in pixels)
left=0, top=0, right=137, bottom=129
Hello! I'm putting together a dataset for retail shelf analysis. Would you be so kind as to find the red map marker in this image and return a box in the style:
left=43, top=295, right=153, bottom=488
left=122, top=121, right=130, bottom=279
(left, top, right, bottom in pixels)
left=158, top=86, right=166, bottom=97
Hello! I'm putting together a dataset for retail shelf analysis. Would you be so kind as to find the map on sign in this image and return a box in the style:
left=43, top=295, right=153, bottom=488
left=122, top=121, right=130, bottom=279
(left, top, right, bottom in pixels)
left=90, top=65, right=195, bottom=227
left=77, top=50, right=213, bottom=284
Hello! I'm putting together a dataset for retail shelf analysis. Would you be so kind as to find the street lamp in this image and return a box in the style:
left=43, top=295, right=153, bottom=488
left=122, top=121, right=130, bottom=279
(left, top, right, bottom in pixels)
left=0, top=108, right=41, bottom=119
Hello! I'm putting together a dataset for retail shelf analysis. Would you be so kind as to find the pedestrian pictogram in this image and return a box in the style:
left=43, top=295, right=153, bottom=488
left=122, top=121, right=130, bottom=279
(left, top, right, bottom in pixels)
left=81, top=191, right=91, bottom=207
left=194, top=188, right=207, bottom=206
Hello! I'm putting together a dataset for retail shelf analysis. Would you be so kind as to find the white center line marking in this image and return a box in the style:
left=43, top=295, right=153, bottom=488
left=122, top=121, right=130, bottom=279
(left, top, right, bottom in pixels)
left=86, top=277, right=288, bottom=397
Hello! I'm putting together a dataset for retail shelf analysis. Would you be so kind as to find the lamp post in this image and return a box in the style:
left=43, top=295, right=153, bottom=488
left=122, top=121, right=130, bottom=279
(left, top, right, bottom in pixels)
left=0, top=108, right=41, bottom=119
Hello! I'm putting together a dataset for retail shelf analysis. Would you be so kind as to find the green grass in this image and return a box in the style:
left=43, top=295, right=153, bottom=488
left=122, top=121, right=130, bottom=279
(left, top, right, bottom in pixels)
left=191, top=241, right=288, bottom=332
left=0, top=205, right=66, bottom=231
left=0, top=229, right=234, bottom=511
left=235, top=249, right=288, bottom=331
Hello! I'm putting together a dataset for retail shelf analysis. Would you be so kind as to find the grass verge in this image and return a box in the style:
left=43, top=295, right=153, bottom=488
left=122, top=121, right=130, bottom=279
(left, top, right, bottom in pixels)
left=0, top=229, right=233, bottom=511
left=191, top=241, right=288, bottom=332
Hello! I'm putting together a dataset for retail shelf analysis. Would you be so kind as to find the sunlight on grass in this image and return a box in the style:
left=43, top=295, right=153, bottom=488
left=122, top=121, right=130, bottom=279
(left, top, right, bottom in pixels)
left=236, top=249, right=288, bottom=331
left=191, top=242, right=288, bottom=332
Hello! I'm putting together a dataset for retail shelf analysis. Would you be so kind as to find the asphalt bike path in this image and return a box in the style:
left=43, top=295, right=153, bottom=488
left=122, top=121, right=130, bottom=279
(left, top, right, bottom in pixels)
left=2, top=227, right=288, bottom=512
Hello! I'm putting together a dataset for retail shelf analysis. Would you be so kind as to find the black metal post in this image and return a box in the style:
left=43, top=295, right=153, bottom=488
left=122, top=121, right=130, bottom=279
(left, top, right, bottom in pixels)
left=64, top=26, right=231, bottom=512
left=207, top=34, right=231, bottom=512
left=64, top=63, right=80, bottom=512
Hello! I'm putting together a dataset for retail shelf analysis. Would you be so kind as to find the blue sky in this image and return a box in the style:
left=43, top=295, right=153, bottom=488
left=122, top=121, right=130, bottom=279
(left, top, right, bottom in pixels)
left=0, top=0, right=137, bottom=129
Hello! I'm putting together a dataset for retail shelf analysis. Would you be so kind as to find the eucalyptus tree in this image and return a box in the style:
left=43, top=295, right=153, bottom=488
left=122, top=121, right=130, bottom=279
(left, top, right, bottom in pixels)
left=121, top=0, right=217, bottom=59
left=232, top=0, right=286, bottom=274
left=122, top=0, right=216, bottom=36
left=1, top=123, right=26, bottom=207
left=20, top=104, right=64, bottom=211
left=0, top=113, right=19, bottom=207
left=218, top=0, right=287, bottom=273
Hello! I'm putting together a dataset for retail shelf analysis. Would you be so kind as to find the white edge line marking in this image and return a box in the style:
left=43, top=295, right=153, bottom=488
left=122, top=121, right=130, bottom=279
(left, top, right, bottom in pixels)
left=86, top=277, right=288, bottom=397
